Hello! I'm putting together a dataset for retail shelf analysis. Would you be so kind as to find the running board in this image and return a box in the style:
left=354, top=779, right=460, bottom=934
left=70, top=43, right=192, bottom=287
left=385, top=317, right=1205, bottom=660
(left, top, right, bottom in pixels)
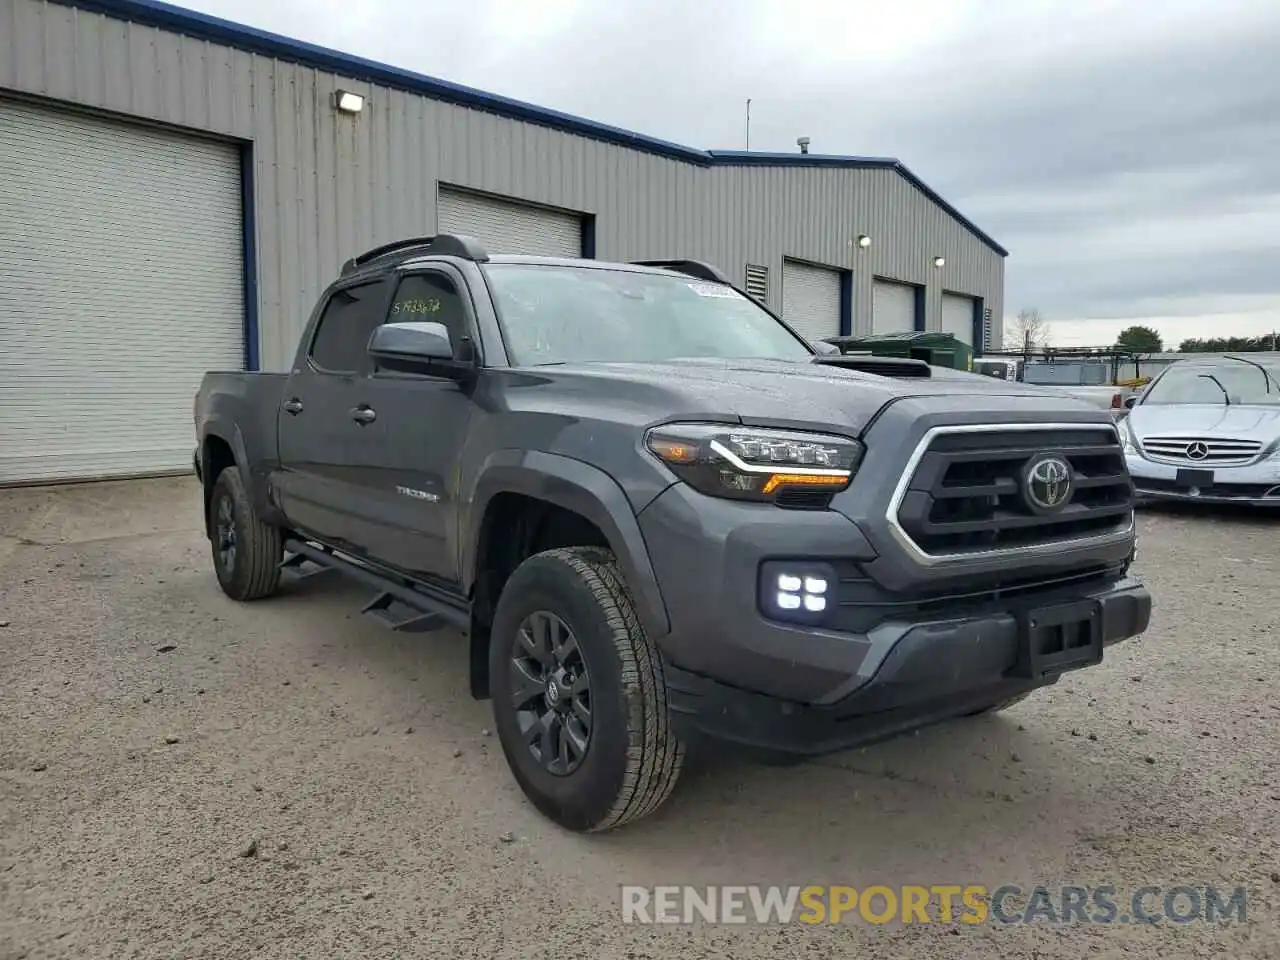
left=282, top=539, right=470, bottom=635
left=361, top=591, right=449, bottom=633
left=279, top=551, right=341, bottom=583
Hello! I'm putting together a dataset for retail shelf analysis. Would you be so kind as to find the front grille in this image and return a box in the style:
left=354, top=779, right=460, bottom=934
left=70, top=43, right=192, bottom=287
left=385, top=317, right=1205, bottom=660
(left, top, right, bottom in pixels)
left=894, top=426, right=1133, bottom=556
left=1141, top=436, right=1263, bottom=465
left=827, top=560, right=1125, bottom=634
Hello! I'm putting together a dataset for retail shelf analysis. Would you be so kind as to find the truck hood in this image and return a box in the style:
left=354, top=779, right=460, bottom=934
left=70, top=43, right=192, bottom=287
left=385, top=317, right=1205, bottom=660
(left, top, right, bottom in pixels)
left=518, top=357, right=1096, bottom=432
left=1129, top=403, right=1280, bottom=441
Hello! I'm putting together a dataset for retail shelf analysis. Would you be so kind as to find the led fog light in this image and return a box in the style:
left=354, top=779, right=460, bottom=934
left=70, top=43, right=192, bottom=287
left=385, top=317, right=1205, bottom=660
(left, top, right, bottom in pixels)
left=760, top=561, right=835, bottom=625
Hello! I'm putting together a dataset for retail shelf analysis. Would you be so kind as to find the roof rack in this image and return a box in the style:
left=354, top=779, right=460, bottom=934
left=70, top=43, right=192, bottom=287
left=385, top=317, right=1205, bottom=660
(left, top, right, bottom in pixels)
left=341, top=234, right=490, bottom=275
left=630, top=259, right=731, bottom=284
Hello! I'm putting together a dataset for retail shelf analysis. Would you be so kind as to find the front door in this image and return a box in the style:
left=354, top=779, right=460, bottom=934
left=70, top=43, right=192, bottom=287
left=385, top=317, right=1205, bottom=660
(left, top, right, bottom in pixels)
left=345, top=266, right=478, bottom=584
left=275, top=277, right=392, bottom=555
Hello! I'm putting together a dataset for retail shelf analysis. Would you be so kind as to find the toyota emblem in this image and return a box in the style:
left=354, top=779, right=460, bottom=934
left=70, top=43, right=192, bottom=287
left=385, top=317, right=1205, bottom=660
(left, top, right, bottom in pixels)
left=1024, top=454, right=1074, bottom=512
left=1185, top=441, right=1210, bottom=461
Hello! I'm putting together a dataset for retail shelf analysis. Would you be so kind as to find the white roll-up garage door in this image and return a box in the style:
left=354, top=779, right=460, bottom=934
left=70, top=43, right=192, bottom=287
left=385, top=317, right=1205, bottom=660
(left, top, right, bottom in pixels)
left=781, top=260, right=841, bottom=341
left=941, top=292, right=977, bottom=347
left=0, top=99, right=244, bottom=485
left=437, top=187, right=582, bottom=257
left=872, top=278, right=917, bottom=334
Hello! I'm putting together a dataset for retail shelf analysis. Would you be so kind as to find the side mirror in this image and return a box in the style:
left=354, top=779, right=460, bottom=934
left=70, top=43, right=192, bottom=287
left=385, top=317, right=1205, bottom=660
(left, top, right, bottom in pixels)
left=1124, top=395, right=1138, bottom=409
left=368, top=322, right=474, bottom=379
left=811, top=339, right=840, bottom=356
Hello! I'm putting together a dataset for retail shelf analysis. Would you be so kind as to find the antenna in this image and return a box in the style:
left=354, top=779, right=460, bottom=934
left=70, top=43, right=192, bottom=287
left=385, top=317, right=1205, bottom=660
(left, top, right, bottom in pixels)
left=745, top=99, right=752, bottom=150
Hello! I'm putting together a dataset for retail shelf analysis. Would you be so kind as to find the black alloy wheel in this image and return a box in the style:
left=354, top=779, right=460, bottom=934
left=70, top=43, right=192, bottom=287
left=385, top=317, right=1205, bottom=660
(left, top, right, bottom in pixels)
left=510, top=610, right=593, bottom=776
left=207, top=466, right=283, bottom=602
left=214, top=492, right=238, bottom=574
left=487, top=546, right=684, bottom=832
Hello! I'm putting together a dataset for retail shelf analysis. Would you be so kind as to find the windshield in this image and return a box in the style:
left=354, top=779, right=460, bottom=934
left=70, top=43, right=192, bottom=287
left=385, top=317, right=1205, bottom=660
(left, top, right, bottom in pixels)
left=1142, top=361, right=1280, bottom=405
left=483, top=263, right=814, bottom=366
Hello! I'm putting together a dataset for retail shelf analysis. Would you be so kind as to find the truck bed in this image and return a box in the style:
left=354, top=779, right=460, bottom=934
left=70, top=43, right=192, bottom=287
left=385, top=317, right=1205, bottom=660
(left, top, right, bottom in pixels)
left=194, top=371, right=287, bottom=471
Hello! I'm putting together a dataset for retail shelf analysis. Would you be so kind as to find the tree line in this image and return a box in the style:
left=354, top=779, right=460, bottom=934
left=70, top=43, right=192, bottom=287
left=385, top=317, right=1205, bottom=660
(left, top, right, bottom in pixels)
left=1005, top=309, right=1278, bottom=355
left=1176, top=335, right=1280, bottom=353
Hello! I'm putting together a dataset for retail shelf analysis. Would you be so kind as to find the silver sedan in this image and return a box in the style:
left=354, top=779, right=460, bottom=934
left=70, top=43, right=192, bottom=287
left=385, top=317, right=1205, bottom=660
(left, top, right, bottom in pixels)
left=1120, top=355, right=1280, bottom=506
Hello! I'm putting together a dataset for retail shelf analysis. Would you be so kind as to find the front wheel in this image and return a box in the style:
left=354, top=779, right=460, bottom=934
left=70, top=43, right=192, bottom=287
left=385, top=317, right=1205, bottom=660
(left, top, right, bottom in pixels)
left=208, top=467, right=283, bottom=601
left=488, top=547, right=684, bottom=832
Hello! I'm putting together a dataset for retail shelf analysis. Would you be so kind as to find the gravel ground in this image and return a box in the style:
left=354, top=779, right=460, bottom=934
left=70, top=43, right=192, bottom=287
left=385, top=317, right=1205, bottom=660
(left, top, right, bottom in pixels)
left=1, top=477, right=1277, bottom=959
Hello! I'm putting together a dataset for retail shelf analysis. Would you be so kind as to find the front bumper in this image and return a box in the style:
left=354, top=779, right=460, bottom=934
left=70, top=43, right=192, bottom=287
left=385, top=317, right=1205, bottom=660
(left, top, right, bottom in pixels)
left=661, top=574, right=1150, bottom=757
left=1126, top=452, right=1280, bottom=506
left=638, top=471, right=1151, bottom=756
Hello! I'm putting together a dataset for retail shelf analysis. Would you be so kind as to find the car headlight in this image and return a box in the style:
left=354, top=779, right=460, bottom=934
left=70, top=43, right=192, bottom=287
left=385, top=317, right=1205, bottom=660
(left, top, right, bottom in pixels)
left=1118, top=419, right=1137, bottom=453
left=644, top=423, right=863, bottom=503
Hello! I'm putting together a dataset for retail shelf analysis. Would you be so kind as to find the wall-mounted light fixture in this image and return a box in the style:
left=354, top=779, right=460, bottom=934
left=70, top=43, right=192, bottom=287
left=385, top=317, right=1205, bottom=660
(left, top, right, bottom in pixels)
left=856, top=235, right=871, bottom=248
left=933, top=256, right=946, bottom=267
left=333, top=90, right=365, bottom=114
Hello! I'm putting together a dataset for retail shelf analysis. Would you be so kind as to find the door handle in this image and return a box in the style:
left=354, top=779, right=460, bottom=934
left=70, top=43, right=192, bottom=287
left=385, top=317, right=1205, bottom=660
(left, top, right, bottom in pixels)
left=283, top=398, right=304, bottom=415
left=350, top=405, right=377, bottom=425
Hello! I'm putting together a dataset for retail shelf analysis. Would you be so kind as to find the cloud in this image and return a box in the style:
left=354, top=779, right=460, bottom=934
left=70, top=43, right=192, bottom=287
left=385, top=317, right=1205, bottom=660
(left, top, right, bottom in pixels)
left=187, top=0, right=1280, bottom=347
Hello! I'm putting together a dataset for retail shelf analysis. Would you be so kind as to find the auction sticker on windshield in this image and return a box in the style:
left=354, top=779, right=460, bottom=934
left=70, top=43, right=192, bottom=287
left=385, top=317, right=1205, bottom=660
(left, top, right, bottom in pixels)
left=686, top=282, right=744, bottom=299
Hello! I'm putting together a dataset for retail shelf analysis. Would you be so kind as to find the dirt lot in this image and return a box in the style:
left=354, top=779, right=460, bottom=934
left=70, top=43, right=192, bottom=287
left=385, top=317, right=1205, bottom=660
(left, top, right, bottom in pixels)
left=1, top=477, right=1277, bottom=959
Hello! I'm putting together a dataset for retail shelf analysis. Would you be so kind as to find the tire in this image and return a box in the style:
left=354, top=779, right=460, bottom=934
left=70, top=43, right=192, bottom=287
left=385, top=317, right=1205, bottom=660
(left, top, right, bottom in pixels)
left=967, top=692, right=1033, bottom=716
left=208, top=466, right=283, bottom=601
left=488, top=547, right=684, bottom=832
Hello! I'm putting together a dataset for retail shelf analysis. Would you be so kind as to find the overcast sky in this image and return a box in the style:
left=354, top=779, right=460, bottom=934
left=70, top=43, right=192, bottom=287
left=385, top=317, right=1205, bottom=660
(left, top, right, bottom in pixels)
left=190, top=0, right=1280, bottom=349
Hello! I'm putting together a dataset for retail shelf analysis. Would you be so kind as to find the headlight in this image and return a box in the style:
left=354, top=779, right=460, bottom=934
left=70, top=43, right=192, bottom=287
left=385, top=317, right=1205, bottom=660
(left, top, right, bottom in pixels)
left=1118, top=419, right=1137, bottom=453
left=644, top=423, right=863, bottom=503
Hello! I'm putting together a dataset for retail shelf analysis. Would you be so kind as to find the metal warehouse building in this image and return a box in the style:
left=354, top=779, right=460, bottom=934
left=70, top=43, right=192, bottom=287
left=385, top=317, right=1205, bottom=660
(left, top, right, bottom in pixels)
left=0, top=0, right=1007, bottom=484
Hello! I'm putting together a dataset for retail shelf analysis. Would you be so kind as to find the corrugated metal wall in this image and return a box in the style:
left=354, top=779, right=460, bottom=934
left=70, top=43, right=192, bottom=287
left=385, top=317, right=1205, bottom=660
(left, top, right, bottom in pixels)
left=0, top=0, right=1005, bottom=371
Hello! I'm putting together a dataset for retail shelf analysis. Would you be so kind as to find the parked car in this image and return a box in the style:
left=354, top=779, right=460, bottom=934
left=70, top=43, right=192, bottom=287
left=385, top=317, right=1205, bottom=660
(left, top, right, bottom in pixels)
left=1120, top=355, right=1280, bottom=506
left=193, top=235, right=1151, bottom=832
left=971, top=358, right=1132, bottom=413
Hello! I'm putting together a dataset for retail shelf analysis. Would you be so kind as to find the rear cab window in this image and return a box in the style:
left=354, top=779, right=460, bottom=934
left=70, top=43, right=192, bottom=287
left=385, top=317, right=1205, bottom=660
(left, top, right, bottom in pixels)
left=307, top=279, right=391, bottom=374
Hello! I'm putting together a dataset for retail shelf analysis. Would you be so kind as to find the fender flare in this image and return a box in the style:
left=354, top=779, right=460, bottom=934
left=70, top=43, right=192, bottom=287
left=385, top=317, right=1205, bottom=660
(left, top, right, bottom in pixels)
left=198, top=416, right=252, bottom=484
left=462, top=450, right=671, bottom=639
left=197, top=419, right=279, bottom=524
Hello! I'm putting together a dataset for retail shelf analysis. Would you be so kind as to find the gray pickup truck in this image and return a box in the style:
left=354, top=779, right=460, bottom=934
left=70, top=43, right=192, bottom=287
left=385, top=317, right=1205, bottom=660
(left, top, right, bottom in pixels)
left=194, top=234, right=1152, bottom=832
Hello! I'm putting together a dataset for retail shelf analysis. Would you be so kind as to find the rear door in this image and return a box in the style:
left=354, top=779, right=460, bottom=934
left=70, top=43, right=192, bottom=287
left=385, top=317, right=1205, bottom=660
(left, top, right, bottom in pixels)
left=347, top=266, right=478, bottom=584
left=275, top=277, right=392, bottom=553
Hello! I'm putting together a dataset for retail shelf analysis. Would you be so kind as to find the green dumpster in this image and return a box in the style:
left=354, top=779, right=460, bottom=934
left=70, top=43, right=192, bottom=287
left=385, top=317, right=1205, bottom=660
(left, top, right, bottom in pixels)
left=822, top=331, right=974, bottom=371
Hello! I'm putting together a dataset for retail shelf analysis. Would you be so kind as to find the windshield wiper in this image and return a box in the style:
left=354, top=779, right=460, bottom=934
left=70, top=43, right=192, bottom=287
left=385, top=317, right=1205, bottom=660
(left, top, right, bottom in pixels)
left=1198, top=373, right=1232, bottom=405
left=1222, top=354, right=1275, bottom=393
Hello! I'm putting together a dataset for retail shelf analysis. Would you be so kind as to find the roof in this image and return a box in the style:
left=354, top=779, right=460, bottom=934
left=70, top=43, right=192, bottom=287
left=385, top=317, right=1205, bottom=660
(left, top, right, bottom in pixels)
left=57, top=0, right=1008, bottom=258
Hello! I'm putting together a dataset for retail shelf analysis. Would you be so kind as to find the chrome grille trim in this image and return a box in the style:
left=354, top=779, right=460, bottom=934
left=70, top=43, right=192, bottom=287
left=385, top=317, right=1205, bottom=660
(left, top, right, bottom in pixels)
left=887, top=422, right=1135, bottom=566
left=1140, top=436, right=1263, bottom=466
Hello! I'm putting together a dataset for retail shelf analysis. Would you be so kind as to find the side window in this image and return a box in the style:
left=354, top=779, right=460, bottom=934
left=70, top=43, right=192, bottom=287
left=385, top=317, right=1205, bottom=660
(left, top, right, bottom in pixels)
left=387, top=272, right=469, bottom=354
left=308, top=280, right=388, bottom=373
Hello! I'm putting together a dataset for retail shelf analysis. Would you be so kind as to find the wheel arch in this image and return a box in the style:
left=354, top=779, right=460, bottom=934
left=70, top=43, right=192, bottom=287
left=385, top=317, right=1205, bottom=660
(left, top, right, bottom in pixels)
left=198, top=420, right=253, bottom=534
left=464, top=451, right=671, bottom=638
left=463, top=451, right=671, bottom=699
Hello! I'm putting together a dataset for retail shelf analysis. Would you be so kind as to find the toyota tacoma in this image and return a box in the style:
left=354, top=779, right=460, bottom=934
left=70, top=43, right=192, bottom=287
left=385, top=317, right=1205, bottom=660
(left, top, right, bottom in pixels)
left=193, top=234, right=1152, bottom=832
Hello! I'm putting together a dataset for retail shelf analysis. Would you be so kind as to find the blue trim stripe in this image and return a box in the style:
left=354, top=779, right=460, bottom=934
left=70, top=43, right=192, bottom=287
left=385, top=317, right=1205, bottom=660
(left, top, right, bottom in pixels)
left=238, top=142, right=260, bottom=371
left=838, top=270, right=853, bottom=337
left=913, top=285, right=927, bottom=332
left=56, top=0, right=1007, bottom=257
left=972, top=297, right=986, bottom=357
